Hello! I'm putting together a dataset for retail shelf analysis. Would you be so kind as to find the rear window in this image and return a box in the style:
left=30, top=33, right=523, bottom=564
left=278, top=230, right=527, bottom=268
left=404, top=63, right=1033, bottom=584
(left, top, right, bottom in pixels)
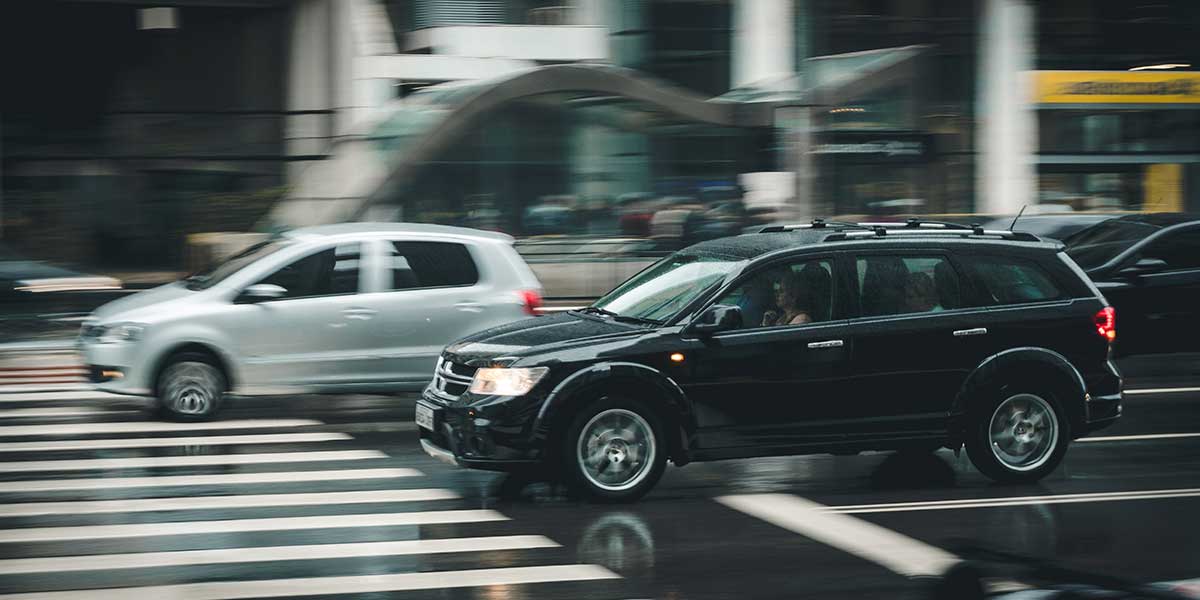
left=1065, top=220, right=1160, bottom=270
left=961, top=256, right=1063, bottom=305
left=385, top=241, right=479, bottom=290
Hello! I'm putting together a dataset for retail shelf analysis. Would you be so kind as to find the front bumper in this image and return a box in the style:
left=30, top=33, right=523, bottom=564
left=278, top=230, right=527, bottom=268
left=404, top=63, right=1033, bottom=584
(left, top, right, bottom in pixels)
left=416, top=387, right=544, bottom=472
left=78, top=338, right=152, bottom=395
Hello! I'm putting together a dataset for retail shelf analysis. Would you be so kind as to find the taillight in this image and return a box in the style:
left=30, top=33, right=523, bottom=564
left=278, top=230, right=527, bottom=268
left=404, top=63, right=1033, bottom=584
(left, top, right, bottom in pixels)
left=519, top=289, right=543, bottom=316
left=1094, top=306, right=1116, bottom=342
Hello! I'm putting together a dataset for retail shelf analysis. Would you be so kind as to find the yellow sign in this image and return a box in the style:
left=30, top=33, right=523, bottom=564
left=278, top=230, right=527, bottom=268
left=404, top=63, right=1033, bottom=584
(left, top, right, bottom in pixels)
left=1033, top=71, right=1200, bottom=104
left=1144, top=164, right=1184, bottom=213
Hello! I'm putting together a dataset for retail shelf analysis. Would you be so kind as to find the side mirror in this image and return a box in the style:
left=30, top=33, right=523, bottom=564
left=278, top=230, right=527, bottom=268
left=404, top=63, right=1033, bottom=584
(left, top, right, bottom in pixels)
left=688, top=304, right=743, bottom=337
left=237, top=283, right=287, bottom=303
left=1117, top=258, right=1167, bottom=278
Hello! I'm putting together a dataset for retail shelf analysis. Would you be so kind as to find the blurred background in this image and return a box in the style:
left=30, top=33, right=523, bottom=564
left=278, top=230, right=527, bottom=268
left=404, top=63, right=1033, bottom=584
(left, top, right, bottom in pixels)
left=2, top=0, right=1199, bottom=331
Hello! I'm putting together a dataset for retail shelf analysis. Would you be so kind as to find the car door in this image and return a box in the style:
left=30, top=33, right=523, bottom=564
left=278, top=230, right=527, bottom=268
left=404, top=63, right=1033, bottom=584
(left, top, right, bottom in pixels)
left=839, top=250, right=991, bottom=438
left=232, top=241, right=372, bottom=389
left=1098, top=225, right=1200, bottom=356
left=681, top=255, right=854, bottom=450
left=351, top=238, right=489, bottom=388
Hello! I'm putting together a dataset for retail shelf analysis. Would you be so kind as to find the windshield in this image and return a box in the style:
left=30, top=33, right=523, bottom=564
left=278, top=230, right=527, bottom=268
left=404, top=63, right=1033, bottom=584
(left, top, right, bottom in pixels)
left=591, top=253, right=745, bottom=322
left=185, top=239, right=292, bottom=290
left=1065, top=220, right=1160, bottom=270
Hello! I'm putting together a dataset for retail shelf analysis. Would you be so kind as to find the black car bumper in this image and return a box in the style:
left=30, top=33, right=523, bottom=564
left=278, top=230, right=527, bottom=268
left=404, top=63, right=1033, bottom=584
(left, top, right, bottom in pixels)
left=416, top=389, right=544, bottom=472
left=1082, top=360, right=1123, bottom=434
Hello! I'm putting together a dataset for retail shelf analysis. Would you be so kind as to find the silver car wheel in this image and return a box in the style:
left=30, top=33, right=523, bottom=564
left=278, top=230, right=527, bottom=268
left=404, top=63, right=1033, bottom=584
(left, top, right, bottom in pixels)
left=577, top=408, right=657, bottom=492
left=989, top=393, right=1059, bottom=472
left=162, top=361, right=222, bottom=416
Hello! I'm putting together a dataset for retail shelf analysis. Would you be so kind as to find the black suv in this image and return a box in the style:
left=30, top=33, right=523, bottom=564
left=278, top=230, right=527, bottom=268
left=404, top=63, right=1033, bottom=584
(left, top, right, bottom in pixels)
left=417, top=221, right=1123, bottom=501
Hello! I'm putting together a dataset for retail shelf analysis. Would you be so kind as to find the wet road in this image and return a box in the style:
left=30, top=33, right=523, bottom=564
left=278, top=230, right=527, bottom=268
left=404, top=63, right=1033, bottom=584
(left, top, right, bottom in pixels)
left=1, top=365, right=1198, bottom=599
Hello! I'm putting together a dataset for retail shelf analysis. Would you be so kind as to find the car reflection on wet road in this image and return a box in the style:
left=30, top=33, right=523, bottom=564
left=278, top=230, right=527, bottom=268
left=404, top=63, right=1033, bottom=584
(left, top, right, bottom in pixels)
left=1, top=369, right=1199, bottom=599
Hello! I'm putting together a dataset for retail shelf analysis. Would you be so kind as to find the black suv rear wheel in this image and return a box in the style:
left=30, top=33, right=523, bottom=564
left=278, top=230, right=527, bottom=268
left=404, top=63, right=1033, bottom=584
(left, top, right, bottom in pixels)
left=562, top=396, right=667, bottom=502
left=966, top=389, right=1070, bottom=483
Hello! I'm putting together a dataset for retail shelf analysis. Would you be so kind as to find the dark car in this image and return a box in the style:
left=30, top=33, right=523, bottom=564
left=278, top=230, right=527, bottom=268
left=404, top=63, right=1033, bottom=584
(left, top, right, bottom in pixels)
left=1064, top=213, right=1200, bottom=357
left=980, top=213, right=1118, bottom=242
left=418, top=221, right=1123, bottom=501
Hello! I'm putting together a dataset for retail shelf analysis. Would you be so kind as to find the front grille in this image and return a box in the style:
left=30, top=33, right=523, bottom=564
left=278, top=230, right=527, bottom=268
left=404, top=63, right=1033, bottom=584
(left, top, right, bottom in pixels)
left=432, top=357, right=476, bottom=401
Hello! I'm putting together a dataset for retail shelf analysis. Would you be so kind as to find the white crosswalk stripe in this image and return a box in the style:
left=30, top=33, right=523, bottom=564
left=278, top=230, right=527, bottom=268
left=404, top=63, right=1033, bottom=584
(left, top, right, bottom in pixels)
left=0, top=390, right=121, bottom=403
left=0, top=419, right=324, bottom=437
left=0, top=389, right=623, bottom=598
left=0, top=407, right=127, bottom=418
left=0, top=535, right=559, bottom=575
left=0, top=565, right=621, bottom=600
left=0, top=467, right=422, bottom=493
left=0, top=449, right=388, bottom=472
left=0, top=432, right=353, bottom=452
left=0, top=488, right=460, bottom=517
left=0, top=509, right=509, bottom=543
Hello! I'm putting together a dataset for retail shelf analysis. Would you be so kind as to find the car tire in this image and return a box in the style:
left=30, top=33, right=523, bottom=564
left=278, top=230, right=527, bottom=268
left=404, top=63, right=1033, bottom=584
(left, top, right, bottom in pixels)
left=562, top=396, right=668, bottom=503
left=156, top=352, right=226, bottom=421
left=965, top=388, right=1070, bottom=483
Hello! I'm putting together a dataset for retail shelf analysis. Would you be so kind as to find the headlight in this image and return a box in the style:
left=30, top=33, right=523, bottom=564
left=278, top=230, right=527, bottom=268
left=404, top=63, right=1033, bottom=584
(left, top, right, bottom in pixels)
left=98, top=323, right=146, bottom=344
left=468, top=367, right=549, bottom=396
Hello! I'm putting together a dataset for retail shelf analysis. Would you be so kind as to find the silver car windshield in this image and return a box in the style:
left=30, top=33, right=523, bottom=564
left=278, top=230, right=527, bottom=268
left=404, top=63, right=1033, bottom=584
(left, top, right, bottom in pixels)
left=184, top=239, right=293, bottom=290
left=591, top=253, right=745, bottom=323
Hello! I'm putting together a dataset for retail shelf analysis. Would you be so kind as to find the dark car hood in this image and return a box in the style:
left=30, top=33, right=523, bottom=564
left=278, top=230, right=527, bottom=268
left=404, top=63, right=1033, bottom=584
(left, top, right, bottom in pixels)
left=444, top=312, right=643, bottom=364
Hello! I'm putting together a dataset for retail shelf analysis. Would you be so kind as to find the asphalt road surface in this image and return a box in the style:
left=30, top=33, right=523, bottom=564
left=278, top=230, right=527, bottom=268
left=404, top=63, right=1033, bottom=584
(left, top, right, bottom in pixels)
left=1, top=361, right=1198, bottom=599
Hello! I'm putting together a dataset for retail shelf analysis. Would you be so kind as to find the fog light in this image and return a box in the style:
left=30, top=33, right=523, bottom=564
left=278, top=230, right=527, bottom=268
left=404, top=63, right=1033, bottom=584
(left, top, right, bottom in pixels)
left=101, top=370, right=124, bottom=380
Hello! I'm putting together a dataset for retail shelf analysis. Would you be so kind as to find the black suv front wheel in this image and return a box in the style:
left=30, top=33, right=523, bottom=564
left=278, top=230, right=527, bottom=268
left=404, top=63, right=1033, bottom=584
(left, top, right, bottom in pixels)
left=563, top=396, right=667, bottom=502
left=966, top=390, right=1070, bottom=483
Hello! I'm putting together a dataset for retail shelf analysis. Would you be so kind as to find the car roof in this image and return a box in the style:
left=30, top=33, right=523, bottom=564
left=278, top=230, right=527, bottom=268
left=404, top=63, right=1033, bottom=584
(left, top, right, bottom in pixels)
left=283, top=222, right=514, bottom=243
left=1112, top=212, right=1200, bottom=228
left=683, top=226, right=1060, bottom=260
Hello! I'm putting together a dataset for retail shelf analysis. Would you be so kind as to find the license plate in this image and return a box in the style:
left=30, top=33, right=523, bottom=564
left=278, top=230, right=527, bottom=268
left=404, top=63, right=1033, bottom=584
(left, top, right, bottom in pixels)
left=415, top=402, right=435, bottom=431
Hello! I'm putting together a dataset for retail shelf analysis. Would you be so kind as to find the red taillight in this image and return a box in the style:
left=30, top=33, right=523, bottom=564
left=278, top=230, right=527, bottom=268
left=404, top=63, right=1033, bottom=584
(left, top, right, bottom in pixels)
left=1094, top=306, right=1116, bottom=342
left=519, top=289, right=543, bottom=316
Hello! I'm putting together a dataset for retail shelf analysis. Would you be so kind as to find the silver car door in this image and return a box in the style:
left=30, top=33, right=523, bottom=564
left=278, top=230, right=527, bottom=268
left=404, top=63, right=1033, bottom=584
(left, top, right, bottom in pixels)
left=231, top=242, right=370, bottom=389
left=354, top=239, right=485, bottom=387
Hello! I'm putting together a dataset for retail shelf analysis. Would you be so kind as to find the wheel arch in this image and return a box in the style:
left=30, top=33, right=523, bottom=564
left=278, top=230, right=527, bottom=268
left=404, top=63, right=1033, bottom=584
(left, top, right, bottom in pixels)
left=535, top=362, right=698, bottom=465
left=953, top=347, right=1088, bottom=436
left=151, top=342, right=236, bottom=395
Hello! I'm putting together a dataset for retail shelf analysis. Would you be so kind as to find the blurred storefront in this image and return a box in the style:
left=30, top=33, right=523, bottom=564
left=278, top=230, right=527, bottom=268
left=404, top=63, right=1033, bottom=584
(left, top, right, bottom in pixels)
left=6, top=0, right=1200, bottom=272
left=1033, top=70, right=1200, bottom=213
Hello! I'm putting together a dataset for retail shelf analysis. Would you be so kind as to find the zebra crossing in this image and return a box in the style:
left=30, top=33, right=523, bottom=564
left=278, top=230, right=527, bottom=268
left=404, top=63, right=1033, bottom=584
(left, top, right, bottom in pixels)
left=0, top=387, right=626, bottom=598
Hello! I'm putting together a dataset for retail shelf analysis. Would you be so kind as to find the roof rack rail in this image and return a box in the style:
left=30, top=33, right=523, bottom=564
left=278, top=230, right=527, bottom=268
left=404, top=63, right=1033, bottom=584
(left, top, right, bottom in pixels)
left=823, top=228, right=1041, bottom=242
left=756, top=219, right=866, bottom=233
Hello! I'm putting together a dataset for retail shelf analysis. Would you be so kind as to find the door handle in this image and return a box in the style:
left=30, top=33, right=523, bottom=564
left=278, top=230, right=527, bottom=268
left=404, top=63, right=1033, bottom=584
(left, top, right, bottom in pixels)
left=454, top=301, right=485, bottom=312
left=342, top=307, right=378, bottom=320
left=807, top=340, right=844, bottom=349
left=953, top=327, right=988, bottom=337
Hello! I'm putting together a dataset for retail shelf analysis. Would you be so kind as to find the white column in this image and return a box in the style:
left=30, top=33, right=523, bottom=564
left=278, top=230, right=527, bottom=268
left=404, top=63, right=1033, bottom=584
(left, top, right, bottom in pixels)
left=733, top=0, right=795, bottom=88
left=285, top=0, right=334, bottom=185
left=977, top=0, right=1037, bottom=214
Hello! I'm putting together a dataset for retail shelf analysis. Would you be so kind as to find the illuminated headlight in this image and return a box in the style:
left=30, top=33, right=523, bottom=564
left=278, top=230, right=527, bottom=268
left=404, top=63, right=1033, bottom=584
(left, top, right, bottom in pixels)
left=97, top=323, right=146, bottom=344
left=468, top=367, right=549, bottom=396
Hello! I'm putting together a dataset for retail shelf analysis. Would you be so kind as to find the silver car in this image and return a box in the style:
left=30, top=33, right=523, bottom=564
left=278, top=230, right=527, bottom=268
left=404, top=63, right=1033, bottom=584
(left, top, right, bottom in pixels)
left=79, top=223, right=543, bottom=419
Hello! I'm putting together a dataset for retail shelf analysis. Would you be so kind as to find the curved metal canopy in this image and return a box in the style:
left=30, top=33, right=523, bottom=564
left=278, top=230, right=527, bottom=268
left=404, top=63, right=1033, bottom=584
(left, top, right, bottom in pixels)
left=357, top=64, right=789, bottom=215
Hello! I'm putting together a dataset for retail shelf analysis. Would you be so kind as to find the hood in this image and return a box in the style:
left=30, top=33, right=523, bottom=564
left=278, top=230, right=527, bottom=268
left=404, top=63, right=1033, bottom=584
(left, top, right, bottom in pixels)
left=445, top=312, right=643, bottom=363
left=91, top=282, right=196, bottom=323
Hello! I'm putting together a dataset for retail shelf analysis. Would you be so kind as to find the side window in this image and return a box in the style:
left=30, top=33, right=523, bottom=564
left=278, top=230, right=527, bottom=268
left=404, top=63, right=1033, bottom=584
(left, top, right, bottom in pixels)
left=715, top=259, right=834, bottom=330
left=259, top=243, right=361, bottom=299
left=961, top=255, right=1062, bottom=306
left=1139, top=229, right=1200, bottom=271
left=385, top=241, right=479, bottom=291
left=855, top=255, right=964, bottom=317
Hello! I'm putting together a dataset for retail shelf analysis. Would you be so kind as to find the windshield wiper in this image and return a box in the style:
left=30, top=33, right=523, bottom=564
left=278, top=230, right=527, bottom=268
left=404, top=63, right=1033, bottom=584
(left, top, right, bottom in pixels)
left=575, top=306, right=619, bottom=317
left=573, top=306, right=661, bottom=325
